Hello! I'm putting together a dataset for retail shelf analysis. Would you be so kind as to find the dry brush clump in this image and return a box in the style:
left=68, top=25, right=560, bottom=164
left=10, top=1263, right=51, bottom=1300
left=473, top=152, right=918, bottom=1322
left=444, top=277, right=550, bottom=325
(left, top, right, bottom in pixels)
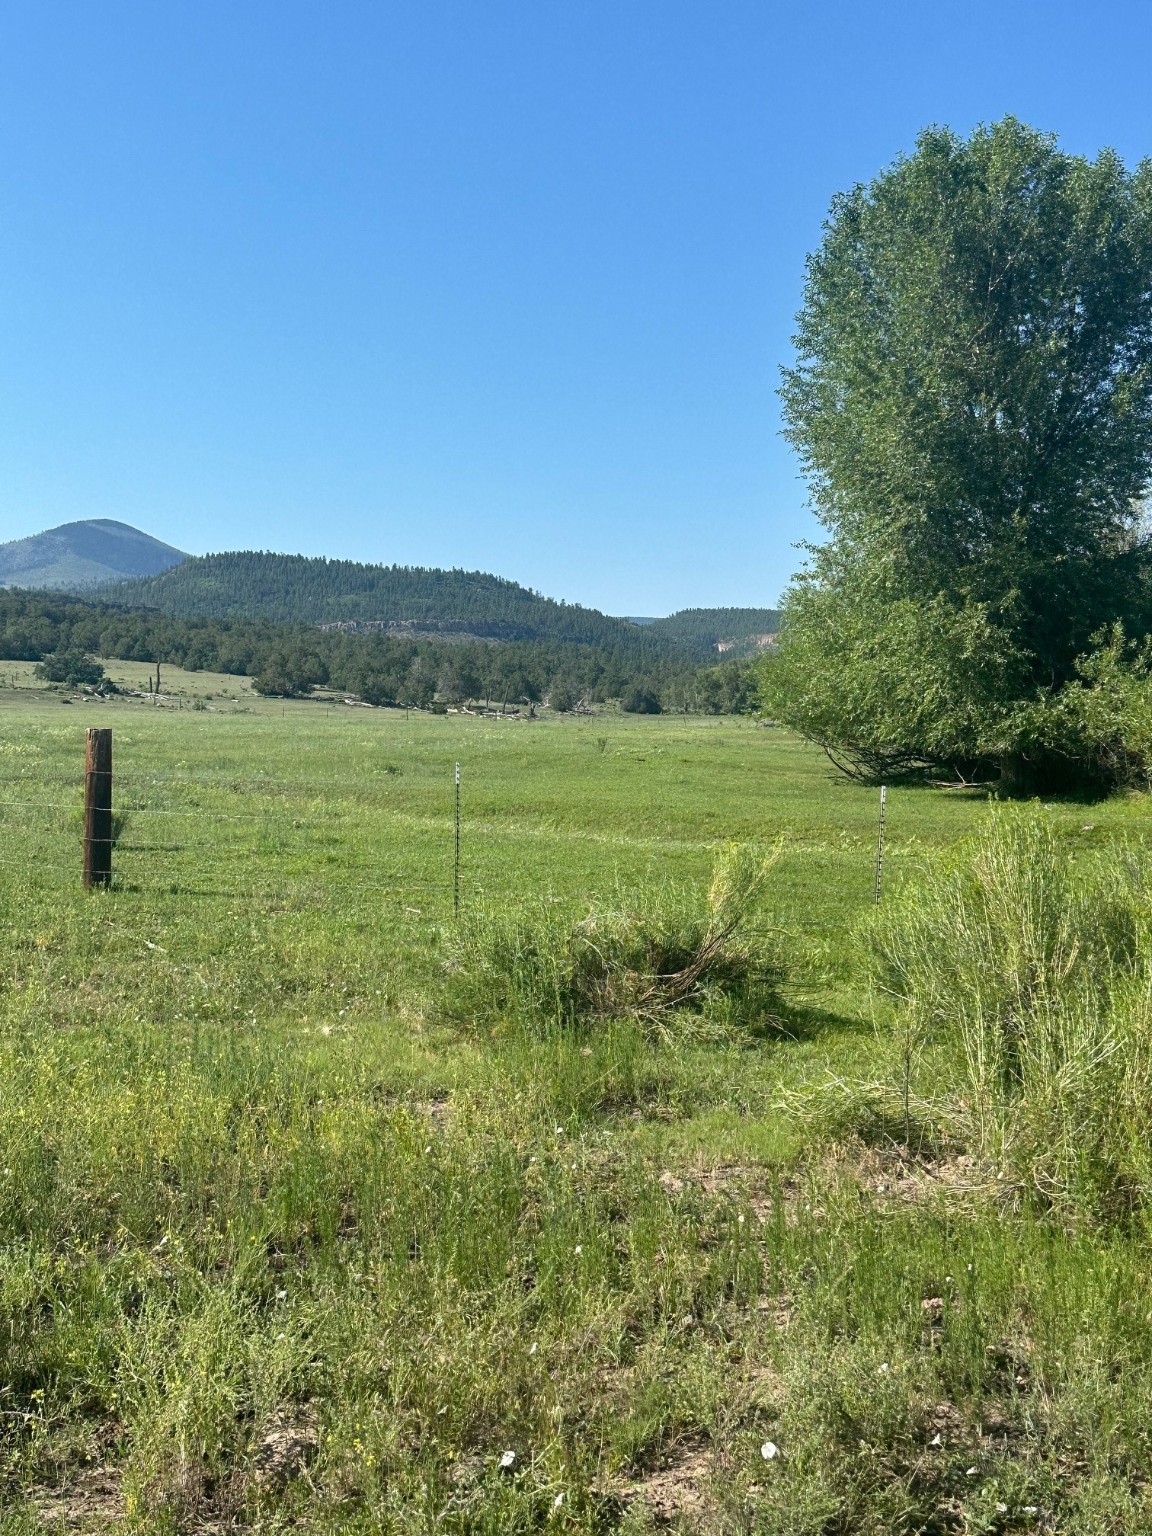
left=441, top=843, right=786, bottom=1041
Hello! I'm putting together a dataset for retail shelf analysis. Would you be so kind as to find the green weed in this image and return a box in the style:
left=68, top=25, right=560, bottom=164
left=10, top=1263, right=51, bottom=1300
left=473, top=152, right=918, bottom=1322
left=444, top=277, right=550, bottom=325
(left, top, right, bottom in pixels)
left=441, top=843, right=784, bottom=1041
left=873, top=805, right=1152, bottom=1217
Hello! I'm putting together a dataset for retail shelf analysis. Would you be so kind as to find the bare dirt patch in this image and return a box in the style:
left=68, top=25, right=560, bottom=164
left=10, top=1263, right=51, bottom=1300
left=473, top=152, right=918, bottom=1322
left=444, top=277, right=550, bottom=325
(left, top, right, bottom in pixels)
left=658, top=1142, right=994, bottom=1237
left=874, top=1152, right=982, bottom=1202
left=824, top=1141, right=993, bottom=1207
left=34, top=1464, right=123, bottom=1530
left=658, top=1163, right=783, bottom=1224
left=619, top=1437, right=716, bottom=1525
left=253, top=1403, right=320, bottom=1487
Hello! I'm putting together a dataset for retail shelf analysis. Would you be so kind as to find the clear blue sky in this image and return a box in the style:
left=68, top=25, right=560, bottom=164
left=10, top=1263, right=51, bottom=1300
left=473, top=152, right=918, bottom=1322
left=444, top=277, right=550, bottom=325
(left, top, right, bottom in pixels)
left=3, top=2, right=1152, bottom=615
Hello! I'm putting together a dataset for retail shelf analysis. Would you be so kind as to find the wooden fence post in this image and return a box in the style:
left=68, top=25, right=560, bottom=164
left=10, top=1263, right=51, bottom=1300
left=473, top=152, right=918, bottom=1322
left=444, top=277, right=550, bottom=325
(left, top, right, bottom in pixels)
left=83, top=727, right=113, bottom=888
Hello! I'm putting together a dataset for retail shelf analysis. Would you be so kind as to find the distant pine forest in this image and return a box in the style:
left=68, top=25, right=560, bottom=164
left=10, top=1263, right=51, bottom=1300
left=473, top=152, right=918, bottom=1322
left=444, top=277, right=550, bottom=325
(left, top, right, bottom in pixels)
left=99, top=552, right=660, bottom=648
left=0, top=591, right=762, bottom=714
left=96, top=551, right=779, bottom=660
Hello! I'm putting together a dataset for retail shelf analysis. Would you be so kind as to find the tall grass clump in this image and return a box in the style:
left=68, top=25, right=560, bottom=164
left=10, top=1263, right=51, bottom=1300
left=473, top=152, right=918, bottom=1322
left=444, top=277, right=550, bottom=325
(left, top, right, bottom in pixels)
left=442, top=842, right=784, bottom=1040
left=872, top=805, right=1152, bottom=1216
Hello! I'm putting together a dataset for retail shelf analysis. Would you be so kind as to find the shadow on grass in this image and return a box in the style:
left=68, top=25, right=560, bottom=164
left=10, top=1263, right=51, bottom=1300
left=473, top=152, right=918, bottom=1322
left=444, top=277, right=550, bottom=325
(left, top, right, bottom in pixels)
left=817, top=752, right=1126, bottom=808
left=765, top=994, right=870, bottom=1048
left=854, top=768, right=1123, bottom=809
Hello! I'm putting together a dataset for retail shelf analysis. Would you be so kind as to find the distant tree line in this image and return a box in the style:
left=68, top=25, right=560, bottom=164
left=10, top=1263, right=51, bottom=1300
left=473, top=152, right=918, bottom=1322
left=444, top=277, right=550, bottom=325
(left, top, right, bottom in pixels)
left=0, top=591, right=760, bottom=714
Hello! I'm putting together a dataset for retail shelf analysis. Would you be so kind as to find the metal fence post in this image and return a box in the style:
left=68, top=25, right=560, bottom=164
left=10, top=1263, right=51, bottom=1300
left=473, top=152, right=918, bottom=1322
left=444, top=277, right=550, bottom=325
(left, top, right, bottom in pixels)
left=874, top=784, right=887, bottom=904
left=454, top=761, right=461, bottom=917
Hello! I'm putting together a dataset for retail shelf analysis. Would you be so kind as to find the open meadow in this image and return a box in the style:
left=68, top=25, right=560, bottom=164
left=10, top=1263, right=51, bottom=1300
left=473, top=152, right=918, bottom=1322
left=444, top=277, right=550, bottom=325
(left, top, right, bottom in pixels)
left=6, top=676, right=1152, bottom=1532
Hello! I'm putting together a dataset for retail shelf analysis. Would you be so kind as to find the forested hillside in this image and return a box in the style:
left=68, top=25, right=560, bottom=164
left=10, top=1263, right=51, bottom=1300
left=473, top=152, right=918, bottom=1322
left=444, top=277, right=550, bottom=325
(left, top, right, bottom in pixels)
left=0, top=591, right=759, bottom=713
left=99, top=552, right=654, bottom=647
left=12, top=545, right=776, bottom=709
left=644, top=607, right=781, bottom=655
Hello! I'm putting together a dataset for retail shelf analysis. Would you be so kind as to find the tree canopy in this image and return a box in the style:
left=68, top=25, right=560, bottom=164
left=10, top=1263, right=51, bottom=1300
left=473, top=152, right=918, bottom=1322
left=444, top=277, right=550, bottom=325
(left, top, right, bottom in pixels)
left=34, top=649, right=107, bottom=687
left=766, top=118, right=1152, bottom=787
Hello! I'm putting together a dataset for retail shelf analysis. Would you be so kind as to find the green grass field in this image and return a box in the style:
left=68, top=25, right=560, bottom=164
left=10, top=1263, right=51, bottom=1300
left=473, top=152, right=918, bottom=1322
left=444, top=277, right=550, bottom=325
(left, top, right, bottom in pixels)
left=5, top=677, right=1152, bottom=1532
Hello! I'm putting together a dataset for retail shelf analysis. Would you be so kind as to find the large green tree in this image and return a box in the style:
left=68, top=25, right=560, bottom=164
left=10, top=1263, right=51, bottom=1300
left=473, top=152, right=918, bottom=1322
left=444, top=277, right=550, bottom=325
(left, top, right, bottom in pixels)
left=768, top=118, right=1152, bottom=785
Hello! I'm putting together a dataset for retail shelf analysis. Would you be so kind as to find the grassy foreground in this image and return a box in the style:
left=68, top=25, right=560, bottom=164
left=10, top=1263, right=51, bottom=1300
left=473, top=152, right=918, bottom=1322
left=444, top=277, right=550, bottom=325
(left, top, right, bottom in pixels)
left=4, top=686, right=1152, bottom=1532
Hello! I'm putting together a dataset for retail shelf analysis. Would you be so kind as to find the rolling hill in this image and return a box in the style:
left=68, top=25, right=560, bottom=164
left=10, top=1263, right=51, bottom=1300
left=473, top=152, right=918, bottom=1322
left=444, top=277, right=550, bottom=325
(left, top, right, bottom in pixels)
left=0, top=519, right=186, bottom=589
left=643, top=607, right=781, bottom=656
left=99, top=551, right=665, bottom=650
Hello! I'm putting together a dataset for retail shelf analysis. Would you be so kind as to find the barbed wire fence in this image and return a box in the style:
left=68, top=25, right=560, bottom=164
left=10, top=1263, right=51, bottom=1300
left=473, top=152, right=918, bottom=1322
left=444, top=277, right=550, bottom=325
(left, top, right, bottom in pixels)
left=1, top=730, right=895, bottom=930
left=1, top=727, right=483, bottom=913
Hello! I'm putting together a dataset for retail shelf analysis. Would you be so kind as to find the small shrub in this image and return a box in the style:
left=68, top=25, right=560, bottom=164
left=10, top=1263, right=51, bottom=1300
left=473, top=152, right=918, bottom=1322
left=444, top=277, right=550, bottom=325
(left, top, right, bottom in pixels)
left=442, top=843, right=784, bottom=1039
left=34, top=649, right=106, bottom=687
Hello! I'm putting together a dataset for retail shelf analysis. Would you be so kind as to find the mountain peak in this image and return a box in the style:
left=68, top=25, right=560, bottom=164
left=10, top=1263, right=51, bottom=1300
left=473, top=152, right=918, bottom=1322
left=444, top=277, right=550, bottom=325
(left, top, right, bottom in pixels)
left=0, top=519, right=187, bottom=589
